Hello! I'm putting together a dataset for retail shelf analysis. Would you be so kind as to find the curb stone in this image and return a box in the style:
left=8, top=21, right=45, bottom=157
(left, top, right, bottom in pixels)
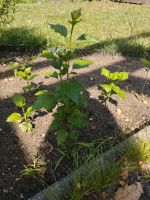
left=29, top=126, right=150, bottom=200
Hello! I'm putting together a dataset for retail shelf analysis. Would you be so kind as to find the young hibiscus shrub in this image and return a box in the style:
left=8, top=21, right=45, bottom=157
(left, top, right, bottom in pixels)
left=99, top=68, right=128, bottom=105
left=7, top=94, right=33, bottom=132
left=33, top=9, right=93, bottom=147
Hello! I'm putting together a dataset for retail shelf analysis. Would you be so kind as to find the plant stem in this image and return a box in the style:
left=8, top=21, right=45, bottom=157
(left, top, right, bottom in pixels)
left=22, top=106, right=28, bottom=125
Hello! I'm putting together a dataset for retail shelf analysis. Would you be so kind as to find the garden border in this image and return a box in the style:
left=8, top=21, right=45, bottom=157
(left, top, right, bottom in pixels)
left=29, top=125, right=150, bottom=200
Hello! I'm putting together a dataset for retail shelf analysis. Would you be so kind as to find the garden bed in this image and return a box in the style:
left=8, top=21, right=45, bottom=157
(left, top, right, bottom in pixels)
left=0, top=52, right=150, bottom=200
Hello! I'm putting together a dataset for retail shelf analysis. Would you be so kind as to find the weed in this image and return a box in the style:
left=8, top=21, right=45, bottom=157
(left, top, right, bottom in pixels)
left=21, top=156, right=46, bottom=181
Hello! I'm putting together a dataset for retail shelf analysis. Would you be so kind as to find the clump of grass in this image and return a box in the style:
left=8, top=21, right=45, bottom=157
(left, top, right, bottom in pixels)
left=64, top=138, right=150, bottom=200
left=120, top=139, right=150, bottom=172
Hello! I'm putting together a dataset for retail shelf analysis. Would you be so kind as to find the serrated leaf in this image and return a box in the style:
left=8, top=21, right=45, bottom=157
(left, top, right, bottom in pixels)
left=102, top=84, right=112, bottom=93
left=44, top=71, right=58, bottom=79
left=71, top=8, right=81, bottom=22
left=33, top=91, right=56, bottom=111
left=109, top=72, right=118, bottom=80
left=7, top=113, right=22, bottom=122
left=50, top=24, right=68, bottom=38
left=73, top=59, right=93, bottom=69
left=117, top=72, right=128, bottom=81
left=12, top=94, right=25, bottom=107
left=113, top=85, right=126, bottom=99
left=101, top=68, right=110, bottom=78
left=56, top=129, right=68, bottom=145
left=56, top=80, right=82, bottom=104
left=69, top=110, right=88, bottom=128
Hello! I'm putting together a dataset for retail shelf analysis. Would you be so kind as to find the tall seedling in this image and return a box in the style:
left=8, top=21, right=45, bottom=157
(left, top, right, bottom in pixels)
left=33, top=9, right=93, bottom=147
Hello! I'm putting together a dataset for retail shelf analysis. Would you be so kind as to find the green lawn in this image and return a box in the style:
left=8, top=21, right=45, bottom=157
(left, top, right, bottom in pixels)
left=1, top=1, right=150, bottom=57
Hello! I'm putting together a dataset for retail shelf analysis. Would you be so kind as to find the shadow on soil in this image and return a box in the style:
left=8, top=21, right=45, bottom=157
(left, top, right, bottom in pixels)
left=0, top=98, right=44, bottom=200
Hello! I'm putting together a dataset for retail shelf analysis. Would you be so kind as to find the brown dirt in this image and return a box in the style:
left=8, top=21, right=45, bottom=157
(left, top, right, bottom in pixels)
left=0, top=52, right=150, bottom=200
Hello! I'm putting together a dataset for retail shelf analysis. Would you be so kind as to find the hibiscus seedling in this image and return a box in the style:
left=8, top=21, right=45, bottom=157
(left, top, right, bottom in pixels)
left=10, top=62, right=37, bottom=91
left=100, top=68, right=128, bottom=105
left=7, top=94, right=33, bottom=132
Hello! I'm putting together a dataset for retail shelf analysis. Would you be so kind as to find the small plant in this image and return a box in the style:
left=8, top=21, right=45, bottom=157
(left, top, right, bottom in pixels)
left=10, top=61, right=37, bottom=92
left=99, top=68, right=128, bottom=105
left=33, top=9, right=93, bottom=147
left=140, top=58, right=150, bottom=94
left=7, top=94, right=33, bottom=132
left=21, top=156, right=46, bottom=181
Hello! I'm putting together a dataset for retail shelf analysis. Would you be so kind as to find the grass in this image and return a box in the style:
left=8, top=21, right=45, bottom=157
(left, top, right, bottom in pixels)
left=0, top=0, right=150, bottom=57
left=63, top=139, right=150, bottom=200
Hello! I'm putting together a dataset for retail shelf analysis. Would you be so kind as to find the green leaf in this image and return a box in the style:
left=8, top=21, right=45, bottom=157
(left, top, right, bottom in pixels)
left=41, top=50, right=54, bottom=59
left=17, top=71, right=26, bottom=80
left=109, top=72, right=118, bottom=81
left=141, top=58, right=150, bottom=69
left=7, top=113, right=22, bottom=122
left=43, top=71, right=58, bottom=79
left=112, top=85, right=126, bottom=99
left=117, top=72, right=128, bottom=81
left=12, top=94, right=25, bottom=107
left=69, top=110, right=88, bottom=128
left=35, top=90, right=48, bottom=96
left=102, top=84, right=112, bottom=93
left=56, top=129, right=68, bottom=145
left=26, top=106, right=33, bottom=118
left=71, top=8, right=81, bottom=22
left=28, top=74, right=37, bottom=80
left=77, top=34, right=99, bottom=43
left=33, top=90, right=56, bottom=111
left=50, top=24, right=68, bottom=38
left=56, top=80, right=82, bottom=104
left=24, top=67, right=31, bottom=74
left=101, top=68, right=110, bottom=79
left=73, top=59, right=93, bottom=69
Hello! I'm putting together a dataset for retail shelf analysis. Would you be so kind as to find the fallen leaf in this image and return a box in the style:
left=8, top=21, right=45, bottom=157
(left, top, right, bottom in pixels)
left=114, top=182, right=143, bottom=200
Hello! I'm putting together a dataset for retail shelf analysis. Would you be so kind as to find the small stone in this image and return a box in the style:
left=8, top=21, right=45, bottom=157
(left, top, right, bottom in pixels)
left=90, top=77, right=94, bottom=81
left=125, top=118, right=129, bottom=122
left=89, top=117, right=93, bottom=121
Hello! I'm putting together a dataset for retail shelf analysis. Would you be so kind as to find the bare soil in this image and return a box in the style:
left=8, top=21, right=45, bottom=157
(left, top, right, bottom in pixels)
left=0, top=52, right=150, bottom=200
